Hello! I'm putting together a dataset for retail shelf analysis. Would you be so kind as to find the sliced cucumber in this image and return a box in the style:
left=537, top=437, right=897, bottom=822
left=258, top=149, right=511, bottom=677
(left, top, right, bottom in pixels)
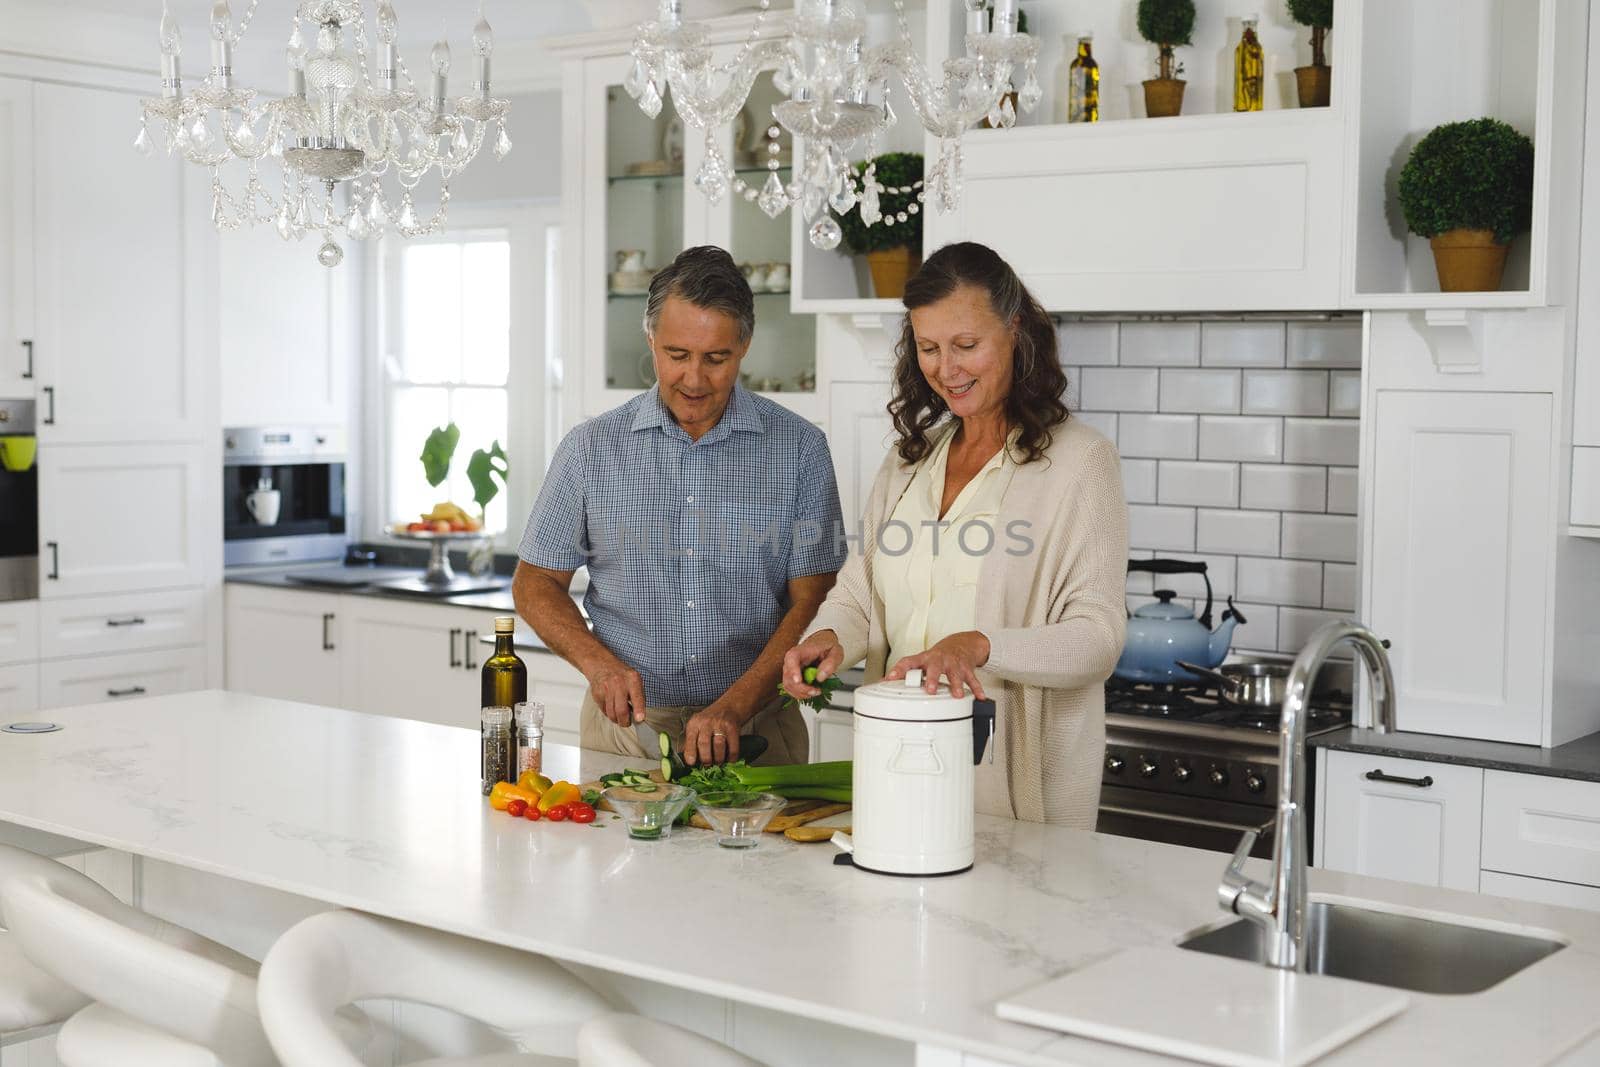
left=661, top=756, right=674, bottom=781
left=658, top=732, right=671, bottom=758
left=631, top=782, right=657, bottom=793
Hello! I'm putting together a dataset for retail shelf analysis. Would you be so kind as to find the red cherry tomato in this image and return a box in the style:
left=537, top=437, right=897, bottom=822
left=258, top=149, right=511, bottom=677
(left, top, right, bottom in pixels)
left=570, top=803, right=596, bottom=824
left=506, top=799, right=527, bottom=818
left=523, top=804, right=542, bottom=821
left=545, top=804, right=570, bottom=822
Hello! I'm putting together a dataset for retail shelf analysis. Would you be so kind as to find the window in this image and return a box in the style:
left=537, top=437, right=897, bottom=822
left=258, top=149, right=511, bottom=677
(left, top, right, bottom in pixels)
left=374, top=204, right=564, bottom=549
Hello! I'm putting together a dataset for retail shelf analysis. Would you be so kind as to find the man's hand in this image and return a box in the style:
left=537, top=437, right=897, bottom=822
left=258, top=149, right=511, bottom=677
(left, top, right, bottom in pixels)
left=584, top=655, right=646, bottom=727
left=883, top=631, right=991, bottom=700
left=781, top=629, right=845, bottom=700
left=682, top=704, right=745, bottom=767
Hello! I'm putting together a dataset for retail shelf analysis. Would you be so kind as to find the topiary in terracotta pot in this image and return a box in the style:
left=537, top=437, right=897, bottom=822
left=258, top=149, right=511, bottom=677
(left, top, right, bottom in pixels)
left=1138, top=0, right=1195, bottom=118
left=834, top=152, right=924, bottom=299
left=1287, top=0, right=1333, bottom=107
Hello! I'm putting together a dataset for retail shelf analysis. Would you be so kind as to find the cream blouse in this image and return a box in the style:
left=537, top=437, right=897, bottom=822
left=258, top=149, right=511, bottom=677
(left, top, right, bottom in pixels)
left=874, top=426, right=1018, bottom=666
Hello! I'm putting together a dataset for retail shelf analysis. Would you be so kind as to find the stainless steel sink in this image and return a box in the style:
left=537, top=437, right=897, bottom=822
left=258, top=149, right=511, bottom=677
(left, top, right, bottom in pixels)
left=1179, top=900, right=1566, bottom=995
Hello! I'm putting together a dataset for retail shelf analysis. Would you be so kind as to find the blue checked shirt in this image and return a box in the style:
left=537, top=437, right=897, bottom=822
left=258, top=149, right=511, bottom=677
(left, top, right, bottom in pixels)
left=518, top=384, right=847, bottom=707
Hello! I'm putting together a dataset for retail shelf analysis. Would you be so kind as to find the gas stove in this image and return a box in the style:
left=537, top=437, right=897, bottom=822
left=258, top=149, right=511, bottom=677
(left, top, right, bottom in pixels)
left=1096, top=661, right=1354, bottom=859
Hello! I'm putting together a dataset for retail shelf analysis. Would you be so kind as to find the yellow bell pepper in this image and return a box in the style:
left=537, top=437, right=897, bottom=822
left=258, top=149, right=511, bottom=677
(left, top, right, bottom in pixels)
left=517, top=771, right=553, bottom=796
left=536, top=780, right=582, bottom=813
left=488, top=781, right=540, bottom=812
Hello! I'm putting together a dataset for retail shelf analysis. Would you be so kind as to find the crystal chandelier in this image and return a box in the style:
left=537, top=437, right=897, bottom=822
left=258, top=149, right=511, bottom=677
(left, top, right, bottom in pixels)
left=626, top=0, right=1036, bottom=250
left=137, top=1, right=513, bottom=267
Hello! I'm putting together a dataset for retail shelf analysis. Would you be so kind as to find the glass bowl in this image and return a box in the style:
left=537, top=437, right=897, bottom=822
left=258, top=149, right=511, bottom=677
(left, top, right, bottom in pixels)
left=691, top=791, right=788, bottom=849
left=601, top=783, right=696, bottom=840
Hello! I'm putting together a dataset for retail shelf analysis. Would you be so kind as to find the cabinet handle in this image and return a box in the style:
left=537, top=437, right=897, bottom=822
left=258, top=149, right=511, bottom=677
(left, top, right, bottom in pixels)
left=106, top=686, right=146, bottom=698
left=105, top=617, right=146, bottom=628
left=464, top=630, right=477, bottom=670
left=1364, top=769, right=1434, bottom=789
left=448, top=628, right=461, bottom=667
left=41, top=385, right=53, bottom=425
left=321, top=612, right=335, bottom=651
left=20, top=340, right=32, bottom=380
left=45, top=542, right=58, bottom=580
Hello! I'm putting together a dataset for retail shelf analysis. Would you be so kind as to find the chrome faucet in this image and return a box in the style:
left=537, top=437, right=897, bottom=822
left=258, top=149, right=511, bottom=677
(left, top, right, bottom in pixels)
left=1215, top=621, right=1397, bottom=970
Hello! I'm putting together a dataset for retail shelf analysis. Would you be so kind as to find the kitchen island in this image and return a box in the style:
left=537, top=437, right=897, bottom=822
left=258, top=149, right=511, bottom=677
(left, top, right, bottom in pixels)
left=1, top=691, right=1598, bottom=1066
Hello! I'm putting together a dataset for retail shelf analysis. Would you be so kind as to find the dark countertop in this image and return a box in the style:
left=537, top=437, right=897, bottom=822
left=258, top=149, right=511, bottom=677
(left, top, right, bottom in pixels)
left=225, top=561, right=520, bottom=612
left=1311, top=726, right=1600, bottom=784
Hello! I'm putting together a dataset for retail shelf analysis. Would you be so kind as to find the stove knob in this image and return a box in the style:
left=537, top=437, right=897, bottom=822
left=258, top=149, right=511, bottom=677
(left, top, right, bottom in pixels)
left=1209, top=767, right=1229, bottom=788
left=1138, top=757, right=1158, bottom=779
left=1172, top=761, right=1192, bottom=783
left=1245, top=770, right=1266, bottom=794
left=1105, top=755, right=1125, bottom=775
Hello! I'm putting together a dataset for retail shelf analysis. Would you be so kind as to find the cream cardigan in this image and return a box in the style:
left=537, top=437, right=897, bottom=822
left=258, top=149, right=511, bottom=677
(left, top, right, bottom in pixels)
left=807, top=417, right=1129, bottom=827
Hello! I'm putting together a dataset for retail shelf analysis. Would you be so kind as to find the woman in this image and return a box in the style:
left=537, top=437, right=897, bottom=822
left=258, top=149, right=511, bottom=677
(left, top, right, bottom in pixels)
left=782, top=242, right=1127, bottom=827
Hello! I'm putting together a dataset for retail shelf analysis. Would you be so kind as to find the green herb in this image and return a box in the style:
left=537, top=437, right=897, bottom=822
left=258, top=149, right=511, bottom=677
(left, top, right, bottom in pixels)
left=777, top=668, right=843, bottom=714
left=581, top=788, right=602, bottom=806
left=1398, top=118, right=1534, bottom=245
left=677, top=760, right=851, bottom=798
left=420, top=423, right=461, bottom=488
left=466, top=441, right=509, bottom=516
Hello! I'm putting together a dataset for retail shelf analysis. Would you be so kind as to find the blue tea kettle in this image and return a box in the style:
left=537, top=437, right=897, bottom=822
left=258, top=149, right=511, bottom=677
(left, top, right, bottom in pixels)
left=1113, top=559, right=1245, bottom=684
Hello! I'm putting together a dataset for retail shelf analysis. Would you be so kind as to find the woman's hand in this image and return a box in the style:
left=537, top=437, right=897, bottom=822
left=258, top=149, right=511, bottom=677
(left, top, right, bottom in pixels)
left=781, top=630, right=845, bottom=700
left=884, top=631, right=992, bottom=700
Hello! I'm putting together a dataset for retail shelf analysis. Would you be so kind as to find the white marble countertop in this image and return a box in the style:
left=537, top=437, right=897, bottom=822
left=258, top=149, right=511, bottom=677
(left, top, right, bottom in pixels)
left=2, top=691, right=1599, bottom=1066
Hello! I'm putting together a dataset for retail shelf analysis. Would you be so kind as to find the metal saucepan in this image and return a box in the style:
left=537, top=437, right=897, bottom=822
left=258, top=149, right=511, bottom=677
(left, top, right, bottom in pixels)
left=1175, top=660, right=1292, bottom=709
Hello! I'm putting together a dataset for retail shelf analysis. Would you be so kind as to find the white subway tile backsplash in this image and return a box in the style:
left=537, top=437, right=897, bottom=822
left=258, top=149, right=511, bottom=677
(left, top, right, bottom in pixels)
left=1119, top=414, right=1198, bottom=459
left=1228, top=602, right=1280, bottom=654
left=1158, top=461, right=1240, bottom=508
left=1152, top=553, right=1237, bottom=599
left=1062, top=367, right=1082, bottom=410
left=1200, top=322, right=1286, bottom=368
left=1326, top=467, right=1358, bottom=514
left=1122, top=458, right=1159, bottom=504
left=1329, top=370, right=1362, bottom=418
left=1284, top=418, right=1359, bottom=466
left=1240, top=464, right=1326, bottom=512
left=1128, top=504, right=1197, bottom=551
left=1199, top=416, right=1284, bottom=462
left=1323, top=562, right=1358, bottom=612
left=1279, top=606, right=1354, bottom=653
left=1281, top=512, right=1358, bottom=563
left=1060, top=321, right=1119, bottom=366
left=1160, top=369, right=1241, bottom=414
left=1197, top=509, right=1280, bottom=556
left=1121, top=322, right=1200, bottom=366
left=1073, top=410, right=1118, bottom=442
left=1242, top=370, right=1329, bottom=417
left=1238, top=557, right=1324, bottom=609
left=1081, top=368, right=1160, bottom=412
left=1286, top=321, right=1362, bottom=368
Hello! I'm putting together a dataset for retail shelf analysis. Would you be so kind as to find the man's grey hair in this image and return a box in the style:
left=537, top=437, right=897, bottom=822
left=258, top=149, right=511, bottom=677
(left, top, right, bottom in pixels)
left=642, top=245, right=755, bottom=346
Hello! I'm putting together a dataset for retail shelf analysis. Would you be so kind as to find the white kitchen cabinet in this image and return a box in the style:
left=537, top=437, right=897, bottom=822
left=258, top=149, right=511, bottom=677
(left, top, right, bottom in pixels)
left=525, top=649, right=585, bottom=750
left=219, top=223, right=353, bottom=428
left=1366, top=391, right=1552, bottom=744
left=827, top=380, right=894, bottom=533
left=37, top=443, right=207, bottom=598
left=1318, top=749, right=1483, bottom=892
left=816, top=708, right=853, bottom=764
left=1481, top=771, right=1600, bottom=889
left=39, top=588, right=205, bottom=660
left=0, top=76, right=33, bottom=386
left=0, top=661, right=38, bottom=715
left=224, top=584, right=344, bottom=708
left=32, top=81, right=197, bottom=444
left=340, top=597, right=501, bottom=728
left=0, top=599, right=38, bottom=666
left=38, top=646, right=205, bottom=709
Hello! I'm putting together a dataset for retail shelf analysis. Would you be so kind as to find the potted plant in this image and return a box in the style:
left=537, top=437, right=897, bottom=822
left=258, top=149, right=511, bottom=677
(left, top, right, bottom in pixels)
left=1287, top=0, right=1333, bottom=107
left=1397, top=118, right=1534, bottom=293
left=835, top=152, right=924, bottom=300
left=1137, top=0, right=1195, bottom=118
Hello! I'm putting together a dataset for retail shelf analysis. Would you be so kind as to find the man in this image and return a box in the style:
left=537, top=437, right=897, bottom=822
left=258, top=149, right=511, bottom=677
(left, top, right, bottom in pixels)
left=514, top=246, right=846, bottom=766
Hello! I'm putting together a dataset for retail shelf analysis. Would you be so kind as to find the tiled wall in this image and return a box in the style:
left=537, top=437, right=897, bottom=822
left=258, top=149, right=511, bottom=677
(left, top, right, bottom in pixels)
left=1059, top=318, right=1362, bottom=656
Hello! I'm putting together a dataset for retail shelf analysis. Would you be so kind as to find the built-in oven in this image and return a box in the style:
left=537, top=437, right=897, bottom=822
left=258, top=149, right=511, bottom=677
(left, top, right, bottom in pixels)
left=0, top=398, right=38, bottom=601
left=223, top=426, right=347, bottom=566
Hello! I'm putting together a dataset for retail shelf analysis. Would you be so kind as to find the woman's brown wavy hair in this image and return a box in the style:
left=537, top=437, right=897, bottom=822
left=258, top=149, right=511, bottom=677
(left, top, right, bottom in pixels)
left=889, top=241, right=1068, bottom=466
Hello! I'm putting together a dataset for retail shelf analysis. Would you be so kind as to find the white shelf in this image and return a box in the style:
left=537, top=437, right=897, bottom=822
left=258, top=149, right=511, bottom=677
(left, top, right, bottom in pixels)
left=1354, top=290, right=1542, bottom=312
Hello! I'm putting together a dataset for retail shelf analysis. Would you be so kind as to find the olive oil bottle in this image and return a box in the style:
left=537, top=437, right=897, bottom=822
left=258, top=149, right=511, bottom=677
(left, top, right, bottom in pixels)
left=1067, top=35, right=1099, bottom=123
left=482, top=616, right=528, bottom=710
left=1234, top=17, right=1265, bottom=112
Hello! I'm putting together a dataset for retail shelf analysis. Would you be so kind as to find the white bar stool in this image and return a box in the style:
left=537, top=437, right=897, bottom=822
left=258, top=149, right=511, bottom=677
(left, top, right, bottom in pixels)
left=577, top=1013, right=765, bottom=1067
left=0, top=842, right=283, bottom=1066
left=258, top=908, right=614, bottom=1067
left=0, top=846, right=91, bottom=1042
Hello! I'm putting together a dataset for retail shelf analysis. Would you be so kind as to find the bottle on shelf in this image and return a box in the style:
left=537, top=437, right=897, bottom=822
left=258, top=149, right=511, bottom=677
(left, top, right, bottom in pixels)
left=1234, top=17, right=1265, bottom=112
left=1067, top=35, right=1100, bottom=124
left=482, top=616, right=528, bottom=710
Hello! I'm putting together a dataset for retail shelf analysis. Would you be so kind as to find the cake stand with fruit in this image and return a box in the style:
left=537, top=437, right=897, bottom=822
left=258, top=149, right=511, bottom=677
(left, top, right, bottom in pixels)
left=382, top=507, right=505, bottom=596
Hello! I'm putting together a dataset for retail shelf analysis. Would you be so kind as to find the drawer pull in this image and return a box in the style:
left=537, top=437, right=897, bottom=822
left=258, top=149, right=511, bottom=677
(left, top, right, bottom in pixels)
left=448, top=628, right=461, bottom=668
left=105, top=617, right=147, bottom=628
left=1365, top=769, right=1434, bottom=789
left=464, top=630, right=477, bottom=670
left=45, top=542, right=58, bottom=580
left=106, top=686, right=147, bottom=698
left=322, top=612, right=335, bottom=651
